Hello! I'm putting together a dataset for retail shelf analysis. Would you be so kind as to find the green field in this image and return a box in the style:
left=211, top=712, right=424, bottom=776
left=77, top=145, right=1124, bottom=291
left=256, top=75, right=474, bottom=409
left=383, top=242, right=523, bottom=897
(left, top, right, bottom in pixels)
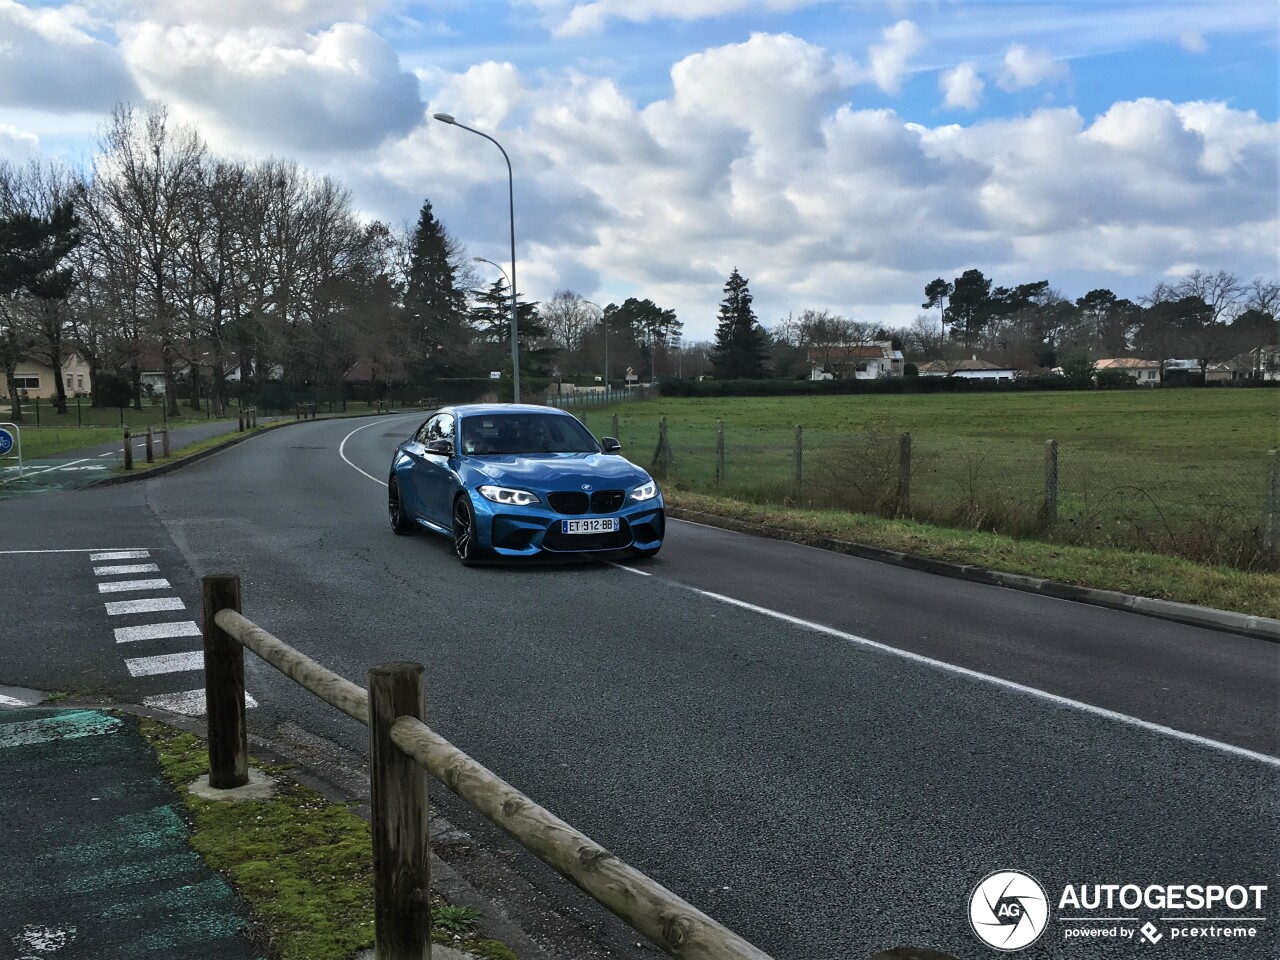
left=577, top=389, right=1280, bottom=570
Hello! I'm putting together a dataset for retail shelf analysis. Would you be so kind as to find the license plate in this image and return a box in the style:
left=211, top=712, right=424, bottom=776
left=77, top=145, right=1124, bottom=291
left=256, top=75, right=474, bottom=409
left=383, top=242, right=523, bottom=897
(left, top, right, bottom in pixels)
left=561, top=518, right=619, bottom=535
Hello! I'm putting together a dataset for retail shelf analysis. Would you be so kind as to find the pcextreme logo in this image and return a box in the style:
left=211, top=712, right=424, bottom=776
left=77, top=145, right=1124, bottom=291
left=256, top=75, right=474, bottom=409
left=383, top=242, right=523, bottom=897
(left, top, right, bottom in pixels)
left=969, top=871, right=1050, bottom=951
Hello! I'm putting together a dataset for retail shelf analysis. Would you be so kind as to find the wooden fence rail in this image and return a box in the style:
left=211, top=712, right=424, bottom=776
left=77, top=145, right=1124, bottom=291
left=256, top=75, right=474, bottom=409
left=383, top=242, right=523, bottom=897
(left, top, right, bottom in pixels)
left=204, top=576, right=955, bottom=960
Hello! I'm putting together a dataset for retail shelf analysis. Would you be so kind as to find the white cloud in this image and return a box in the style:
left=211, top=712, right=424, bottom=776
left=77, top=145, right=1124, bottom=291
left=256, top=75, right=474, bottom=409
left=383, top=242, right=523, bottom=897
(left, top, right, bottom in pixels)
left=0, top=123, right=39, bottom=162
left=998, top=43, right=1068, bottom=91
left=939, top=62, right=983, bottom=110
left=122, top=0, right=387, bottom=31
left=0, top=0, right=139, bottom=111
left=370, top=38, right=1275, bottom=337
left=527, top=0, right=816, bottom=37
left=867, top=19, right=922, bottom=95
left=1179, top=31, right=1208, bottom=53
left=118, top=21, right=423, bottom=152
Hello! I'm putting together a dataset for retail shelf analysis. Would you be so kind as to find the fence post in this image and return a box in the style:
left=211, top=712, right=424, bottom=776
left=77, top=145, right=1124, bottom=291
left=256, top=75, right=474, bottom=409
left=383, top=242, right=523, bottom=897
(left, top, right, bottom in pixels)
left=1264, top=450, right=1279, bottom=565
left=1042, top=439, right=1059, bottom=526
left=145, top=427, right=154, bottom=464
left=368, top=663, right=431, bottom=960
left=651, top=416, right=675, bottom=473
left=611, top=413, right=619, bottom=440
left=715, top=420, right=725, bottom=484
left=122, top=429, right=132, bottom=470
left=898, top=432, right=912, bottom=515
left=793, top=424, right=803, bottom=498
left=295, top=403, right=301, bottom=421
left=161, top=428, right=170, bottom=459
left=201, top=575, right=248, bottom=789
left=238, top=408, right=245, bottom=432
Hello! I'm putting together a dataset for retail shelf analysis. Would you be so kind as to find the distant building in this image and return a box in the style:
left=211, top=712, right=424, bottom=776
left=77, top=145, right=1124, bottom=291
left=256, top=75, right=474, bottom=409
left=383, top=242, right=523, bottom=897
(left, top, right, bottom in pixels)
left=916, top=357, right=1017, bottom=381
left=808, top=342, right=903, bottom=380
left=1094, top=358, right=1161, bottom=384
left=0, top=353, right=93, bottom=400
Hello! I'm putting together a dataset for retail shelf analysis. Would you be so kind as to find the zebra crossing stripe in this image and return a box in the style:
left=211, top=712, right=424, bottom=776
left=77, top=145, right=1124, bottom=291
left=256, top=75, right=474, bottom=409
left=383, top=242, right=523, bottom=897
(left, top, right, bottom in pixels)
left=143, top=689, right=258, bottom=716
left=105, top=598, right=185, bottom=616
left=114, top=622, right=201, bottom=644
left=125, top=651, right=205, bottom=678
left=89, top=550, right=150, bottom=561
left=94, top=563, right=160, bottom=576
left=98, top=579, right=171, bottom=594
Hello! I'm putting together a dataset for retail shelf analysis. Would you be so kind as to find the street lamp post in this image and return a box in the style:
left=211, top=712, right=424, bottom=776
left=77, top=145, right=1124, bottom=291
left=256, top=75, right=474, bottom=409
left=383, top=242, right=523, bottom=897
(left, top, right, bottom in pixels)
left=582, top=300, right=606, bottom=396
left=433, top=112, right=521, bottom=403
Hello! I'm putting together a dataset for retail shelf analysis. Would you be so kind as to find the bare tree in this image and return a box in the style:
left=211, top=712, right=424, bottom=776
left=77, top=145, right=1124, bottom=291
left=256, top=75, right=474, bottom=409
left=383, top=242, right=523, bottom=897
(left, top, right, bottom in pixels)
left=1173, top=269, right=1245, bottom=324
left=540, top=290, right=597, bottom=352
left=92, top=103, right=207, bottom=415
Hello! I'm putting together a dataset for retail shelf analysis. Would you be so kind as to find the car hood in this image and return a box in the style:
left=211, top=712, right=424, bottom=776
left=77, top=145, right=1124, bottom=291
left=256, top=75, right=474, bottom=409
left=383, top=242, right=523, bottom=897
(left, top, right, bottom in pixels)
left=459, top=453, right=651, bottom=491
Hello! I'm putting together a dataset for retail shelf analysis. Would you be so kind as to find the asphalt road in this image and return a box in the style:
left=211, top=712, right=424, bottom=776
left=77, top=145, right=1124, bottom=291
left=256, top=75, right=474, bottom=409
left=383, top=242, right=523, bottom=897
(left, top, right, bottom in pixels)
left=1, top=413, right=1276, bottom=960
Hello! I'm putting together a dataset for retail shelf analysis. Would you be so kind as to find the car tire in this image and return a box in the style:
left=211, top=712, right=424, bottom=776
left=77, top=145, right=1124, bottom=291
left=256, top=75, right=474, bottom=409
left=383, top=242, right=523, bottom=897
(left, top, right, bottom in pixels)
left=630, top=545, right=661, bottom=559
left=452, top=495, right=480, bottom=566
left=388, top=478, right=414, bottom=535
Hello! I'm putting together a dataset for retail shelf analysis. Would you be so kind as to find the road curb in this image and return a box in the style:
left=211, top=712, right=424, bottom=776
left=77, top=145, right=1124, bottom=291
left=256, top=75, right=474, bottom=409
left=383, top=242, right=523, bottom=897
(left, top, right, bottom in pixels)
left=666, top=505, right=1280, bottom=643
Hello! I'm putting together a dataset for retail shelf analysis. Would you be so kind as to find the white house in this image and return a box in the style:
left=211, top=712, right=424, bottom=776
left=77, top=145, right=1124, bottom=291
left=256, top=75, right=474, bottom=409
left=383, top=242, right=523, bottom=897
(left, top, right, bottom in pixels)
left=808, top=342, right=903, bottom=380
left=1094, top=357, right=1161, bottom=384
left=916, top=358, right=1017, bottom=380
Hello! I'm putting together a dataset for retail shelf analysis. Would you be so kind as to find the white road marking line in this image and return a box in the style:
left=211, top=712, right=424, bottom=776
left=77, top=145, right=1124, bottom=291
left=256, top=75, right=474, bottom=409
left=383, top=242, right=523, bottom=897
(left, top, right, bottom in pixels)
left=0, top=694, right=28, bottom=706
left=105, top=597, right=185, bottom=616
left=125, top=651, right=204, bottom=677
left=143, top=688, right=258, bottom=716
left=0, top=548, right=147, bottom=557
left=338, top=414, right=422, bottom=486
left=94, top=563, right=160, bottom=576
left=114, top=621, right=201, bottom=644
left=605, top=560, right=652, bottom=577
left=670, top=583, right=1280, bottom=769
left=98, top=452, right=116, bottom=457
left=90, top=550, right=151, bottom=561
left=0, top=457, right=94, bottom=484
left=97, top=578, right=171, bottom=594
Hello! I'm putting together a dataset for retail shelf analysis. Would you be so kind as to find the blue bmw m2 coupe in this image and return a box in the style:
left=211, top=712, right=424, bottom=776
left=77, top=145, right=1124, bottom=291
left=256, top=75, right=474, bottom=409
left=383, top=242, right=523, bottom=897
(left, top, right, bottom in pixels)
left=388, top=404, right=665, bottom=564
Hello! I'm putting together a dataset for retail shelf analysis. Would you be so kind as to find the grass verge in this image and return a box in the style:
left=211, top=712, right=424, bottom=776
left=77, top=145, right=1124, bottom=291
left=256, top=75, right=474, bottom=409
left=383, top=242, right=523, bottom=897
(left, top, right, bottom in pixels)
left=665, top=488, right=1280, bottom=620
left=139, top=718, right=516, bottom=960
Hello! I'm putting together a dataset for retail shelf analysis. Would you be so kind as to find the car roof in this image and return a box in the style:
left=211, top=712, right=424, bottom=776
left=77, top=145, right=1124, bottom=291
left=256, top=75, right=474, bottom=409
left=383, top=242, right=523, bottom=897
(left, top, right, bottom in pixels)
left=444, top=403, right=577, bottom=418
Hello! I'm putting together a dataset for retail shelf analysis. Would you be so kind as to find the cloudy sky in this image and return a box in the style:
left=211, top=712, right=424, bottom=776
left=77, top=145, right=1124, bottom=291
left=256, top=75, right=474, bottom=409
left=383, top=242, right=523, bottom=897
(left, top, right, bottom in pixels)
left=1, top=0, right=1276, bottom=340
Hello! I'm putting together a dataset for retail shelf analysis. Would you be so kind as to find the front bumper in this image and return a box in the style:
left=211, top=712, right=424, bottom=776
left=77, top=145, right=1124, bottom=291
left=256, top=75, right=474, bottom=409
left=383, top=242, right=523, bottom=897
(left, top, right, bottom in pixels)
left=470, top=492, right=665, bottom=557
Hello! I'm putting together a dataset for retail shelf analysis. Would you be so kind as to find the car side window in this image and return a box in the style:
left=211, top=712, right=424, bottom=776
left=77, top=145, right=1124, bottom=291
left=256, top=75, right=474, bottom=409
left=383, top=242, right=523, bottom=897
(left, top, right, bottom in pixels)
left=415, top=418, right=436, bottom=444
left=434, top=414, right=455, bottom=445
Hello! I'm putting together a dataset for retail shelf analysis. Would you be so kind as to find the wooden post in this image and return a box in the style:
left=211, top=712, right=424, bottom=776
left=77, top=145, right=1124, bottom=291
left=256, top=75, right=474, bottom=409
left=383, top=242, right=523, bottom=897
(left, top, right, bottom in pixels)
left=295, top=403, right=301, bottom=421
left=1264, top=450, right=1279, bottom=565
left=161, top=428, right=170, bottom=458
left=238, top=409, right=245, bottom=432
left=793, top=425, right=803, bottom=497
left=651, top=417, right=675, bottom=473
left=145, top=426, right=155, bottom=463
left=611, top=413, right=619, bottom=440
left=368, top=663, right=431, bottom=960
left=122, top=429, right=133, bottom=470
left=715, top=420, right=725, bottom=484
left=1042, top=439, right=1059, bottom=526
left=202, top=575, right=248, bottom=789
left=898, top=432, right=912, bottom=515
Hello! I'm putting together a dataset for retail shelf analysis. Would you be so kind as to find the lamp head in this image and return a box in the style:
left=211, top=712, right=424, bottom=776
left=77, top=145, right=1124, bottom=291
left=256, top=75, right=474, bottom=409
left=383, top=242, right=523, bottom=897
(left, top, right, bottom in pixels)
left=432, top=113, right=456, bottom=124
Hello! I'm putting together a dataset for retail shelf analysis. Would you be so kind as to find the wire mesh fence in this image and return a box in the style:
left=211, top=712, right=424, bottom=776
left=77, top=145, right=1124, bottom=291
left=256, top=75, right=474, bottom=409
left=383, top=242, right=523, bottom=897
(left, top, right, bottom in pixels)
left=580, top=411, right=1279, bottom=571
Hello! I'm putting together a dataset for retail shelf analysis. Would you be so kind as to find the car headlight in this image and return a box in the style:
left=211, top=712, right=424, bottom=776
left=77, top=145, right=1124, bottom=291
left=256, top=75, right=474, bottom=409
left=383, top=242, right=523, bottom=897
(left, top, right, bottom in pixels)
left=477, top=485, right=540, bottom=506
left=629, top=480, right=658, bottom=502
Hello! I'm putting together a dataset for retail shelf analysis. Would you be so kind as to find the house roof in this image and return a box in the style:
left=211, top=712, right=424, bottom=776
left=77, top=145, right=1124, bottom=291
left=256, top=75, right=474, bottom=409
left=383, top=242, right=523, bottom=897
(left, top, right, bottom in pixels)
left=807, top=344, right=891, bottom=362
left=917, top=358, right=1013, bottom=373
left=1095, top=357, right=1159, bottom=370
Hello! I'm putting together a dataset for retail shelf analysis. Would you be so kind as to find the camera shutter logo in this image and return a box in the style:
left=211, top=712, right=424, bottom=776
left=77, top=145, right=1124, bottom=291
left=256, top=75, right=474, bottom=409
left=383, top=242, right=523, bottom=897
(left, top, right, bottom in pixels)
left=969, top=870, right=1050, bottom=951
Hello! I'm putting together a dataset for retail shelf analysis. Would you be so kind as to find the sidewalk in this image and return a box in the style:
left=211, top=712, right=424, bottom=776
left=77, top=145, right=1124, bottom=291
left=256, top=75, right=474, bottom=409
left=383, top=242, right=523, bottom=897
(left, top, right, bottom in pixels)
left=0, top=702, right=519, bottom=960
left=0, top=706, right=261, bottom=959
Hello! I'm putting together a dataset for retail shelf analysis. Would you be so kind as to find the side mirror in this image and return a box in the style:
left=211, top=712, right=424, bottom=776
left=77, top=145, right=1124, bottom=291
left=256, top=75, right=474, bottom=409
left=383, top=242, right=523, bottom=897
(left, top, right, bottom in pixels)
left=601, top=437, right=622, bottom=453
left=425, top=439, right=454, bottom=456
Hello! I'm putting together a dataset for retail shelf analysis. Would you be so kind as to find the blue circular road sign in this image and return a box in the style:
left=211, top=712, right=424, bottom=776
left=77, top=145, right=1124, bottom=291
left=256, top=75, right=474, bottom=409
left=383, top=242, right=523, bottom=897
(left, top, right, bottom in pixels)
left=0, top=428, right=13, bottom=456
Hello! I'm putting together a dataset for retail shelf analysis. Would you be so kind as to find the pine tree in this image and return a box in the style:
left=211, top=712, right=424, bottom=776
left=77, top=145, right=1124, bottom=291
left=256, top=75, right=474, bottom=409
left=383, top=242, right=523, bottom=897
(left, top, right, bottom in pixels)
left=404, top=199, right=467, bottom=377
left=711, top=267, right=769, bottom=379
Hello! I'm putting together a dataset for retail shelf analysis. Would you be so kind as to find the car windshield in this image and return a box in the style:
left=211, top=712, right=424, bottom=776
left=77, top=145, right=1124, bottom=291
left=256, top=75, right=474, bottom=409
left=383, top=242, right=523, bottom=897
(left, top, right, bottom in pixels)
left=459, top=414, right=600, bottom=456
